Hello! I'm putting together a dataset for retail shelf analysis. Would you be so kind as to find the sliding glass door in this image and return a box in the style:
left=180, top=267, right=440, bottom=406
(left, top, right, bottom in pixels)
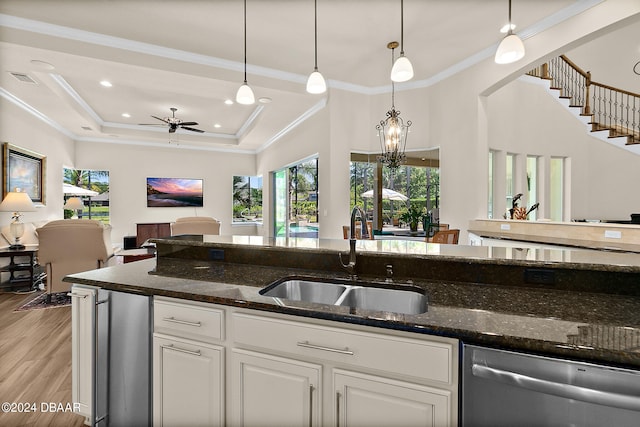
left=273, top=158, right=319, bottom=238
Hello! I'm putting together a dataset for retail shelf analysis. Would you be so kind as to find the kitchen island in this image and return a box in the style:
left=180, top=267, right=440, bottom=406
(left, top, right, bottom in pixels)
left=64, top=236, right=640, bottom=426
left=66, top=235, right=640, bottom=368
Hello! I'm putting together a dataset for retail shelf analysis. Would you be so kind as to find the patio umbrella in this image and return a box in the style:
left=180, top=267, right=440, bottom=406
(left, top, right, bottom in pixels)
left=63, top=183, right=99, bottom=197
left=361, top=188, right=408, bottom=201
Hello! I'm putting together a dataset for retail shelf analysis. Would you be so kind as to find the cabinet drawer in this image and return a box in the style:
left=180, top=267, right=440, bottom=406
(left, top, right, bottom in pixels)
left=233, top=312, right=455, bottom=385
left=154, top=298, right=224, bottom=343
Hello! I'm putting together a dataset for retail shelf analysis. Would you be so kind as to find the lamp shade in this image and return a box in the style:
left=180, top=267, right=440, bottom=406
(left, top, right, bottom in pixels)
left=306, top=70, right=327, bottom=94
left=64, top=197, right=84, bottom=210
left=0, top=191, right=36, bottom=212
left=390, top=55, right=414, bottom=83
left=236, top=83, right=255, bottom=105
left=495, top=33, right=525, bottom=64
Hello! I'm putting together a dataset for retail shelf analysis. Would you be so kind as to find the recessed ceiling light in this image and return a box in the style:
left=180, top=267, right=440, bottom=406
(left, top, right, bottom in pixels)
left=214, top=123, right=221, bottom=128
left=500, top=23, right=516, bottom=33
left=224, top=99, right=234, bottom=105
left=100, top=80, right=113, bottom=87
left=122, top=113, right=131, bottom=118
left=258, top=97, right=272, bottom=104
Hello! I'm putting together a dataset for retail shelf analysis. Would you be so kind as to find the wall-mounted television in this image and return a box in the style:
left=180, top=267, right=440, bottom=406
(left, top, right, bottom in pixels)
left=146, top=177, right=203, bottom=207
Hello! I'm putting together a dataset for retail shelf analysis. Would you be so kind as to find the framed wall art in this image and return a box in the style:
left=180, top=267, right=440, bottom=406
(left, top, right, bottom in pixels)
left=3, top=143, right=46, bottom=205
left=146, top=177, right=203, bottom=207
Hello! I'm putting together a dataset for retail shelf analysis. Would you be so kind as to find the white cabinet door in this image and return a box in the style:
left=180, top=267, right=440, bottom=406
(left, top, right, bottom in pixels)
left=70, top=285, right=97, bottom=421
left=334, top=369, right=452, bottom=427
left=153, top=334, right=225, bottom=427
left=230, top=348, right=321, bottom=427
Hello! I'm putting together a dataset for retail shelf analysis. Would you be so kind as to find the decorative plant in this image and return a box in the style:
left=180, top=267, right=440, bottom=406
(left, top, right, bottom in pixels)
left=399, top=205, right=424, bottom=232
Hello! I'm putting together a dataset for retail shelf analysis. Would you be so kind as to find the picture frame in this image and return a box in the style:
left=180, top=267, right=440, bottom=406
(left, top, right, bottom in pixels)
left=146, top=177, right=203, bottom=207
left=3, top=143, right=46, bottom=205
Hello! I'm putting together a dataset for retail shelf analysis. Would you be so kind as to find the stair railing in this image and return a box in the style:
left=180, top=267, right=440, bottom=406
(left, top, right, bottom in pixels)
left=528, top=55, right=640, bottom=143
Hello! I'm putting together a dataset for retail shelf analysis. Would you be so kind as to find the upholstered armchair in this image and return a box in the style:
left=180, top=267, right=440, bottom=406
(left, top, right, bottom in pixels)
left=36, top=219, right=113, bottom=299
left=170, top=216, right=221, bottom=236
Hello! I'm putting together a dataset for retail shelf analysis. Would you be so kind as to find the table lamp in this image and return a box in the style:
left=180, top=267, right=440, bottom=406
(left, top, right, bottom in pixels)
left=0, top=189, right=36, bottom=250
left=64, top=197, right=84, bottom=218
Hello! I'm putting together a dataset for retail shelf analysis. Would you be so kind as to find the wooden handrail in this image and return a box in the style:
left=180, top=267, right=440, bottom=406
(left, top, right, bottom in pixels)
left=528, top=55, right=640, bottom=144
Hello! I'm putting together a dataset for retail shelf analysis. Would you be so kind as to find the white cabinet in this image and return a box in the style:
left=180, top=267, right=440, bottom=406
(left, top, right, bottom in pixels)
left=153, top=335, right=224, bottom=426
left=230, top=348, right=321, bottom=427
left=70, top=284, right=98, bottom=422
left=232, top=311, right=458, bottom=427
left=153, top=297, right=226, bottom=427
left=334, top=369, right=451, bottom=427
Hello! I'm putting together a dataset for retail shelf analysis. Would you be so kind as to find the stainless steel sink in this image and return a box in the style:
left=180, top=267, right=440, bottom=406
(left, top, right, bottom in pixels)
left=259, top=277, right=428, bottom=315
left=335, top=286, right=428, bottom=315
left=260, top=279, right=347, bottom=305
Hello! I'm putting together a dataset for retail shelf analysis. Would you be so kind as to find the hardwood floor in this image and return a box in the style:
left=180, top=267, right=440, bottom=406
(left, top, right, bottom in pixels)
left=0, top=291, right=86, bottom=427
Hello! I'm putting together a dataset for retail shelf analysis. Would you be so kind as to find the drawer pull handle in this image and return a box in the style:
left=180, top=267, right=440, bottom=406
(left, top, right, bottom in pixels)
left=161, top=344, right=201, bottom=357
left=163, top=316, right=202, bottom=327
left=67, top=292, right=88, bottom=299
left=297, top=341, right=354, bottom=356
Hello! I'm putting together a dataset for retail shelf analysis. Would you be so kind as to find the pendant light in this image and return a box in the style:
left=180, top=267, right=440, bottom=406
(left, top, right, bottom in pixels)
left=390, top=0, right=414, bottom=83
left=306, top=0, right=327, bottom=94
left=236, top=0, right=255, bottom=104
left=378, top=42, right=412, bottom=171
left=495, top=0, right=525, bottom=64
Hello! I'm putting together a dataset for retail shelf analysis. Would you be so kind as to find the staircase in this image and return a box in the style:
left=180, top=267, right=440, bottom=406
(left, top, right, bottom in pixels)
left=527, top=55, right=640, bottom=153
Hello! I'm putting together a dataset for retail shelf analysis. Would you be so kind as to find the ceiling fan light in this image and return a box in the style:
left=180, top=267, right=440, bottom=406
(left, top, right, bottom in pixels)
left=495, top=33, right=525, bottom=64
left=236, top=83, right=255, bottom=105
left=390, top=55, right=414, bottom=82
left=306, top=70, right=327, bottom=94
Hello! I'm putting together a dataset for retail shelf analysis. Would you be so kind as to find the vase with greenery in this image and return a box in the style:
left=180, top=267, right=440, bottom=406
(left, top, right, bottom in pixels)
left=399, top=205, right=423, bottom=232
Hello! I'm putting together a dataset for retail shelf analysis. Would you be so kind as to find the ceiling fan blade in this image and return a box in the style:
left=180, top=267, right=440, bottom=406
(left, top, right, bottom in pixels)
left=180, top=121, right=199, bottom=126
left=152, top=115, right=169, bottom=123
left=181, top=126, right=205, bottom=133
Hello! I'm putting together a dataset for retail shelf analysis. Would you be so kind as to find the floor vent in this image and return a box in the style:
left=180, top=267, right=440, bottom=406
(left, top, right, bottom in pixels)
left=9, top=72, right=38, bottom=84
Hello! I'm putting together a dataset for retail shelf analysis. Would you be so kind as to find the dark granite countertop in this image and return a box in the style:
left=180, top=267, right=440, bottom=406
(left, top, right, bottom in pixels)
left=65, top=256, right=640, bottom=370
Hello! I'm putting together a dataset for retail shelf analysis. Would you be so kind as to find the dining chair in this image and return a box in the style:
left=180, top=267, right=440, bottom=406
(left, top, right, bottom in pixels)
left=430, top=229, right=460, bottom=244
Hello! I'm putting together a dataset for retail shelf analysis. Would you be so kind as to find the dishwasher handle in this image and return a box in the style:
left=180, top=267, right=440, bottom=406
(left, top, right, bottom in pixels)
left=472, top=364, right=640, bottom=412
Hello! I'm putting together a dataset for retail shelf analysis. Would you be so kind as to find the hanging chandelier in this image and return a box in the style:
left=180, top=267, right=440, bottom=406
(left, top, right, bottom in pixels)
left=377, top=41, right=411, bottom=170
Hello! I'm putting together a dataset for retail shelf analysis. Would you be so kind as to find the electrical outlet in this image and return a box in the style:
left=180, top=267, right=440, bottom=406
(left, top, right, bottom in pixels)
left=604, top=230, right=622, bottom=239
left=524, top=268, right=555, bottom=285
left=209, top=249, right=224, bottom=260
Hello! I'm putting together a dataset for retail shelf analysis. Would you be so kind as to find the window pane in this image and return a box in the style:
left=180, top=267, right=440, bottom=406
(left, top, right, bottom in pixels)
left=232, top=176, right=263, bottom=224
left=505, top=153, right=514, bottom=211
left=549, top=158, right=564, bottom=221
left=526, top=156, right=537, bottom=220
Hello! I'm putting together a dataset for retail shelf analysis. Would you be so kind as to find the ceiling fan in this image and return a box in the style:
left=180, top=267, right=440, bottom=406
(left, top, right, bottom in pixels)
left=140, top=107, right=204, bottom=133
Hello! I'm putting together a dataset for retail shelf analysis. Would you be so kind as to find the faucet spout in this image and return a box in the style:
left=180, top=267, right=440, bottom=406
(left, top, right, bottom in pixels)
left=339, top=206, right=369, bottom=278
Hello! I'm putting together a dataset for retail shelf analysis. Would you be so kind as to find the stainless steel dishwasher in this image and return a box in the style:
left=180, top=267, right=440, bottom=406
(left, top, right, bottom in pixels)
left=462, top=344, right=640, bottom=427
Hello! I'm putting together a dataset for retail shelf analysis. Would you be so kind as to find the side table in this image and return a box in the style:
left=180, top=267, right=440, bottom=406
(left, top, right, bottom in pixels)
left=0, top=247, right=43, bottom=291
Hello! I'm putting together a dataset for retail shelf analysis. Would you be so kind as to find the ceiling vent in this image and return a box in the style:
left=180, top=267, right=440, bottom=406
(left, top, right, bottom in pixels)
left=9, top=72, right=38, bottom=84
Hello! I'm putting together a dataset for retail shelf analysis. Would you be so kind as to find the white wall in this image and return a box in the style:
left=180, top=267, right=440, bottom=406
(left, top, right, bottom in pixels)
left=0, top=98, right=75, bottom=225
left=488, top=78, right=640, bottom=221
left=74, top=141, right=256, bottom=244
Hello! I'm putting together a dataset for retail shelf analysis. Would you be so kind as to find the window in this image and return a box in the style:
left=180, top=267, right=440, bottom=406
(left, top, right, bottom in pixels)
left=549, top=157, right=564, bottom=221
left=232, top=176, right=263, bottom=224
left=63, top=168, right=109, bottom=223
left=505, top=153, right=515, bottom=211
left=526, top=156, right=538, bottom=220
left=488, top=151, right=495, bottom=219
left=349, top=153, right=440, bottom=226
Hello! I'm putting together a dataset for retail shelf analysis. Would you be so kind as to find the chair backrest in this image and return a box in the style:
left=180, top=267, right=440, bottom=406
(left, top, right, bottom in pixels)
left=37, top=219, right=112, bottom=294
left=431, top=229, right=460, bottom=244
left=171, top=216, right=221, bottom=236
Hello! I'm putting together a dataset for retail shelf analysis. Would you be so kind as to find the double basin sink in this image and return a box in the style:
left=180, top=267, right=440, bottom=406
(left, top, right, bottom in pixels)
left=259, top=277, right=428, bottom=315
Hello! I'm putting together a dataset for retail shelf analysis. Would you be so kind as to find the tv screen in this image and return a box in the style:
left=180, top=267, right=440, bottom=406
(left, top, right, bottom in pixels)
left=146, top=177, right=203, bottom=207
